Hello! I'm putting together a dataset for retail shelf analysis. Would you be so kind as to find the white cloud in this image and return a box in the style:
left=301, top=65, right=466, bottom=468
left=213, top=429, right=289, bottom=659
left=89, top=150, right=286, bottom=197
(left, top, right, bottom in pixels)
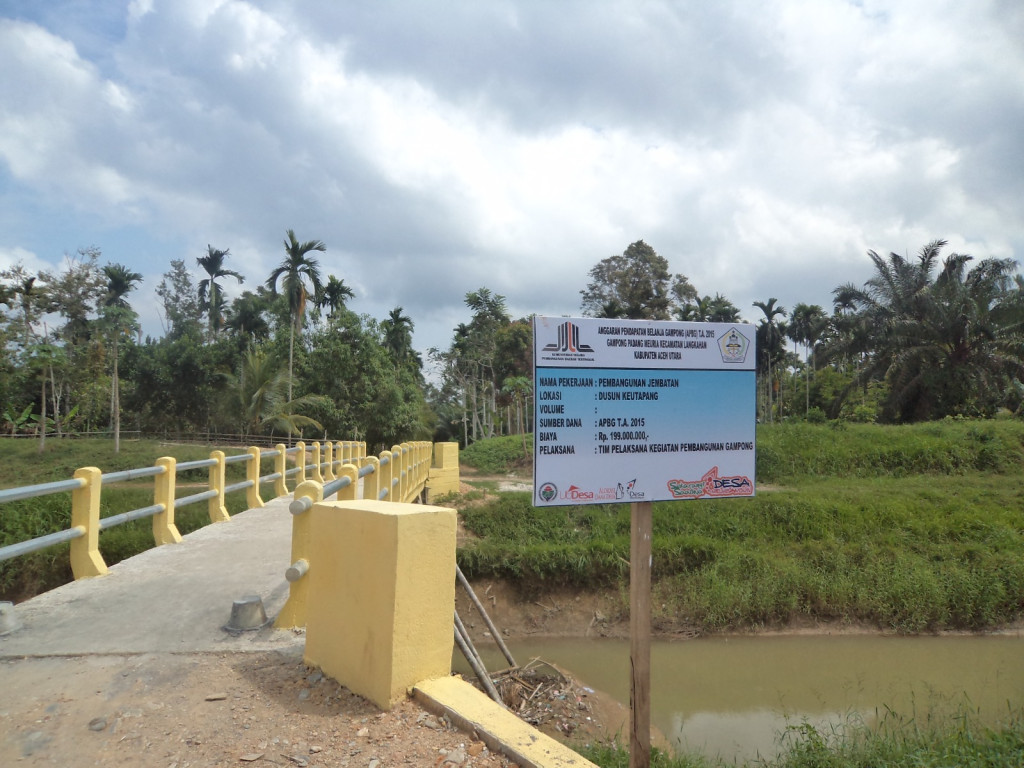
left=0, top=0, right=1020, bottom=354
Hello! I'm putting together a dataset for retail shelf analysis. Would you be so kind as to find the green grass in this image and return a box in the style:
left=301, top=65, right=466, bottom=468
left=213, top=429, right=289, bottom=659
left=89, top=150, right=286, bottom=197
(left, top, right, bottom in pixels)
left=0, top=438, right=276, bottom=601
left=458, top=421, right=1024, bottom=481
left=460, top=432, right=532, bottom=474
left=455, top=420, right=1024, bottom=632
left=578, top=705, right=1024, bottom=767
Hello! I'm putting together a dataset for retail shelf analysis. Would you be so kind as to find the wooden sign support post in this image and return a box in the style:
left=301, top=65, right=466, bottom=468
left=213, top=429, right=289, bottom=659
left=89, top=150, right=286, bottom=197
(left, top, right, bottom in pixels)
left=630, top=500, right=652, bottom=768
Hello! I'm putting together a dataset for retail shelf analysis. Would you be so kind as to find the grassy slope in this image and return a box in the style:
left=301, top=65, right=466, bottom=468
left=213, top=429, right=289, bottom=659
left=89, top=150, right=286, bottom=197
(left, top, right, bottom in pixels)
left=457, top=421, right=1024, bottom=632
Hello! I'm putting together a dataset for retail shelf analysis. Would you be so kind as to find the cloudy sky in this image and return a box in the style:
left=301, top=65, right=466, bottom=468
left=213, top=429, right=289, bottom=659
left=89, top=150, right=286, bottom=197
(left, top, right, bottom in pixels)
left=1, top=0, right=1022, bottom=364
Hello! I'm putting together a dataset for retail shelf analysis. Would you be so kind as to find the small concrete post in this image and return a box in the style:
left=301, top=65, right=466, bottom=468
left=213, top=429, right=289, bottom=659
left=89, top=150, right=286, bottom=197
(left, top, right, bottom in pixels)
left=153, top=456, right=183, bottom=543
left=392, top=444, right=404, bottom=502
left=362, top=456, right=381, bottom=501
left=273, top=444, right=288, bottom=498
left=311, top=442, right=324, bottom=484
left=274, top=479, right=324, bottom=629
left=208, top=450, right=230, bottom=522
left=70, top=467, right=108, bottom=579
left=295, top=441, right=306, bottom=485
left=323, top=441, right=336, bottom=482
left=247, top=446, right=265, bottom=508
left=304, top=499, right=457, bottom=709
left=379, top=451, right=393, bottom=501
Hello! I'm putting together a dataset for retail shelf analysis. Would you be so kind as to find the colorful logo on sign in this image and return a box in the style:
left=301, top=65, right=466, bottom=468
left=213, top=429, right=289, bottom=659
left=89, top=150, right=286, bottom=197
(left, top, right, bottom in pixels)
left=542, top=321, right=595, bottom=354
left=718, top=327, right=750, bottom=364
left=539, top=482, right=558, bottom=502
left=616, top=479, right=645, bottom=500
left=666, top=466, right=753, bottom=499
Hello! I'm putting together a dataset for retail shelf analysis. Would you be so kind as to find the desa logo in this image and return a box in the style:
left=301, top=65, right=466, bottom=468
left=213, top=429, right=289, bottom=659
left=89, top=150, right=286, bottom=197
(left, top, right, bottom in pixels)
left=712, top=476, right=751, bottom=490
left=561, top=485, right=594, bottom=501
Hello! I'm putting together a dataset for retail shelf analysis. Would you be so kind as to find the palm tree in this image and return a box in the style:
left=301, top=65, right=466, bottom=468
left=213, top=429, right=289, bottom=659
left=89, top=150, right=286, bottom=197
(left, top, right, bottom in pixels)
left=225, top=290, right=271, bottom=346
left=265, top=230, right=326, bottom=409
left=101, top=263, right=142, bottom=453
left=197, top=246, right=244, bottom=341
left=788, top=303, right=827, bottom=415
left=831, top=240, right=1024, bottom=420
left=316, top=275, right=355, bottom=320
left=381, top=306, right=414, bottom=367
left=753, top=298, right=787, bottom=423
left=226, top=348, right=329, bottom=438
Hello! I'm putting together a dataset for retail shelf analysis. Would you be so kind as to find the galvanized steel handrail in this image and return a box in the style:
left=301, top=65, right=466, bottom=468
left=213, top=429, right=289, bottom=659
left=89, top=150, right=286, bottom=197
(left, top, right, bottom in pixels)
left=0, top=439, right=368, bottom=577
left=0, top=477, right=85, bottom=504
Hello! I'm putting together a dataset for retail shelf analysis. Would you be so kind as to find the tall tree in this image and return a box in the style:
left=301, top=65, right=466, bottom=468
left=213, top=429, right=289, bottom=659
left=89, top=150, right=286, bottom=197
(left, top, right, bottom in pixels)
left=316, top=275, right=355, bottom=320
left=433, top=289, right=511, bottom=444
left=157, top=259, right=203, bottom=340
left=753, top=298, right=787, bottom=423
left=225, top=289, right=272, bottom=347
left=381, top=306, right=415, bottom=369
left=101, top=264, right=142, bottom=453
left=197, top=246, right=244, bottom=341
left=831, top=240, right=1024, bottom=421
left=265, top=230, right=326, bottom=411
left=581, top=240, right=694, bottom=320
left=788, top=303, right=827, bottom=415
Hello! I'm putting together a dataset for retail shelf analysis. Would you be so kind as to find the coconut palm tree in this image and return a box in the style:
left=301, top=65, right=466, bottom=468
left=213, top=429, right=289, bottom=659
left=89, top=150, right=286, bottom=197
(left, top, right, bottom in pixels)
left=226, top=348, right=330, bottom=438
left=101, top=263, right=142, bottom=453
left=197, top=246, right=244, bottom=341
left=265, top=230, right=325, bottom=407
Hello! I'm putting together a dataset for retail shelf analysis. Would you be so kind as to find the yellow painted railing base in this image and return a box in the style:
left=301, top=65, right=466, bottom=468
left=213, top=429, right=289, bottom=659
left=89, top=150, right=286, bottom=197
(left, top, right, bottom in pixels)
left=303, top=499, right=456, bottom=710
left=414, top=676, right=598, bottom=768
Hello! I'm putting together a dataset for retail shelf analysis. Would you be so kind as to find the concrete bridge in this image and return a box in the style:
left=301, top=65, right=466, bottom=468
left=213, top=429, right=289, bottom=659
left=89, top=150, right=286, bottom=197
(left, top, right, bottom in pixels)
left=0, top=442, right=595, bottom=768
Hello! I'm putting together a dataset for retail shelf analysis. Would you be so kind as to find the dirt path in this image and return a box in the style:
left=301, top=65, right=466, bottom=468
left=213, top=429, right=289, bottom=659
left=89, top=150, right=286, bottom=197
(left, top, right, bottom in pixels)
left=0, top=645, right=521, bottom=767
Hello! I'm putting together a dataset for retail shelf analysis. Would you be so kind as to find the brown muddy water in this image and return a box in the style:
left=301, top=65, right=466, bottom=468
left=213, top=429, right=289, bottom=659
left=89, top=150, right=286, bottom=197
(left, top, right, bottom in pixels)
left=460, top=634, right=1024, bottom=761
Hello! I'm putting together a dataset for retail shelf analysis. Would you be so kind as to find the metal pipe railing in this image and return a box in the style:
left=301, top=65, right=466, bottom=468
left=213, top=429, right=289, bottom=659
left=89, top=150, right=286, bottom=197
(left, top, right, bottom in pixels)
left=0, top=440, right=369, bottom=578
left=1, top=439, right=441, bottom=601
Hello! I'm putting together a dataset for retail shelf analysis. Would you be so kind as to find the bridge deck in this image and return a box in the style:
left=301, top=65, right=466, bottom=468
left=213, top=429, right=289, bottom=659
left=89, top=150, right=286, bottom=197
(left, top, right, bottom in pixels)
left=1, top=496, right=302, bottom=657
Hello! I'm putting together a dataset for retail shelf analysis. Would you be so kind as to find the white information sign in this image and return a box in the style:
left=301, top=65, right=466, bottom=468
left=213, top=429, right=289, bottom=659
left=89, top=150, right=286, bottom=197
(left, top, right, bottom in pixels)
left=533, top=316, right=756, bottom=506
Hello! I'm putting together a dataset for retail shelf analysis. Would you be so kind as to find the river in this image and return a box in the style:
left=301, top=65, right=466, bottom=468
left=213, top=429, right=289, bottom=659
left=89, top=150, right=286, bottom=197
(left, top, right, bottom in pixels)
left=460, top=633, right=1024, bottom=761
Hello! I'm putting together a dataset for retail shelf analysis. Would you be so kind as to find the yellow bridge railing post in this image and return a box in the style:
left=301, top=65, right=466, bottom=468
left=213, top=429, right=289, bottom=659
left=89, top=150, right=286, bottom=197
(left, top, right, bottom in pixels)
left=70, top=466, right=108, bottom=579
left=273, top=444, right=288, bottom=497
left=323, top=441, right=335, bottom=482
left=275, top=479, right=323, bottom=629
left=246, top=446, right=265, bottom=508
left=153, top=456, right=183, bottom=544
left=295, top=441, right=307, bottom=486
left=362, top=456, right=380, bottom=501
left=379, top=450, right=393, bottom=500
left=311, top=442, right=324, bottom=483
left=392, top=444, right=404, bottom=502
left=208, top=450, right=230, bottom=522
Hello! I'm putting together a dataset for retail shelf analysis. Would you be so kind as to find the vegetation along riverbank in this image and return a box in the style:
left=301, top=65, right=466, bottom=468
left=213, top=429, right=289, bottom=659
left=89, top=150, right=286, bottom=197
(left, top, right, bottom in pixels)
left=456, top=420, right=1024, bottom=766
left=457, top=420, right=1024, bottom=634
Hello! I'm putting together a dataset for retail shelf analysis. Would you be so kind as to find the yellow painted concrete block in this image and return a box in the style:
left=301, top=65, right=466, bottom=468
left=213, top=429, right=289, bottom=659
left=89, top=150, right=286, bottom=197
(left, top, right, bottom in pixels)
left=414, top=676, right=598, bottom=768
left=304, top=500, right=456, bottom=709
left=433, top=442, right=459, bottom=469
left=426, top=467, right=460, bottom=503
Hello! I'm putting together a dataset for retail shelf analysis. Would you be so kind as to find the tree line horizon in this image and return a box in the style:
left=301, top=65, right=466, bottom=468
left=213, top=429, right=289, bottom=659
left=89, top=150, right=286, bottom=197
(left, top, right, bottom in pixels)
left=2, top=235, right=1022, bottom=452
